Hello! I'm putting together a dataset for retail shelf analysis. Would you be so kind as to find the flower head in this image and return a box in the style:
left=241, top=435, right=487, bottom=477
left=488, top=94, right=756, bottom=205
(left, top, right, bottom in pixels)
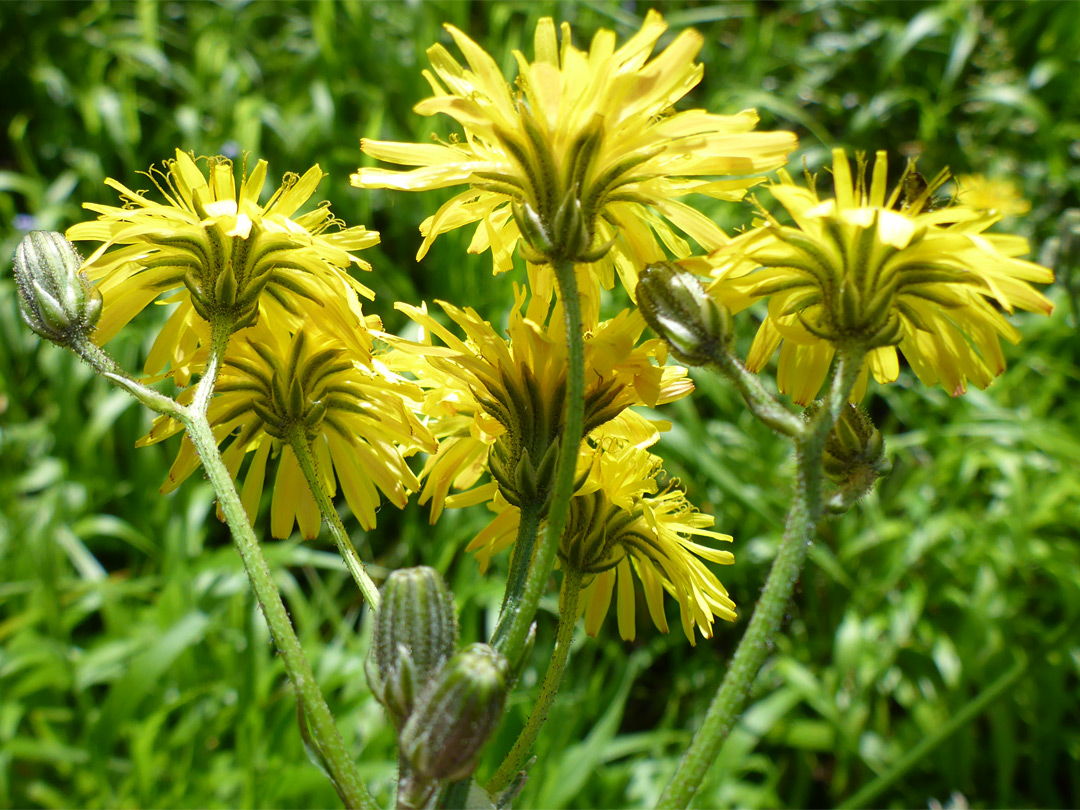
left=140, top=319, right=435, bottom=538
left=954, top=174, right=1031, bottom=218
left=68, top=150, right=379, bottom=382
left=387, top=285, right=692, bottom=520
left=467, top=440, right=736, bottom=644
left=353, top=11, right=796, bottom=298
left=706, top=149, right=1054, bottom=402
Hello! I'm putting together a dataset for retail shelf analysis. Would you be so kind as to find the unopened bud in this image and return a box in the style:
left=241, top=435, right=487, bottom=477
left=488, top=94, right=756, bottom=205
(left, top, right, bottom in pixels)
left=636, top=261, right=732, bottom=366
left=365, top=567, right=458, bottom=728
left=12, top=231, right=102, bottom=346
left=821, top=403, right=890, bottom=484
left=399, top=643, right=509, bottom=783
left=512, top=199, right=556, bottom=264
left=512, top=192, right=612, bottom=265
left=552, top=188, right=588, bottom=261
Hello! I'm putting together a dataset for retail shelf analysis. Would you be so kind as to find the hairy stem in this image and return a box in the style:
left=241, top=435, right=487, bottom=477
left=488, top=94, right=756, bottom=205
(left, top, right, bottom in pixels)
left=84, top=318, right=371, bottom=808
left=488, top=567, right=583, bottom=794
left=494, top=258, right=585, bottom=666
left=65, top=297, right=375, bottom=807
left=180, top=318, right=373, bottom=809
left=706, top=342, right=803, bottom=438
left=491, top=499, right=543, bottom=648
left=657, top=348, right=864, bottom=810
left=72, top=336, right=183, bottom=417
left=189, top=318, right=230, bottom=412
left=288, top=431, right=382, bottom=611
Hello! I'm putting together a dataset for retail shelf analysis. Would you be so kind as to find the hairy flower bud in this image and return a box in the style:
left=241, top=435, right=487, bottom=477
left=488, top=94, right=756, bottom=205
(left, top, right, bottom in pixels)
left=365, top=567, right=459, bottom=729
left=636, top=261, right=733, bottom=366
left=12, top=231, right=102, bottom=346
left=820, top=403, right=890, bottom=485
left=399, top=643, right=509, bottom=783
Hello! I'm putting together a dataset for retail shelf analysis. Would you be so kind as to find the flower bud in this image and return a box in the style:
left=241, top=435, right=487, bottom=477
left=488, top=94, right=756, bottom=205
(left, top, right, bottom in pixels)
left=552, top=188, right=588, bottom=261
left=821, top=403, right=890, bottom=485
left=512, top=199, right=556, bottom=263
left=511, top=191, right=614, bottom=265
left=365, top=567, right=459, bottom=728
left=12, top=231, right=102, bottom=346
left=636, top=261, right=732, bottom=366
left=399, top=643, right=509, bottom=783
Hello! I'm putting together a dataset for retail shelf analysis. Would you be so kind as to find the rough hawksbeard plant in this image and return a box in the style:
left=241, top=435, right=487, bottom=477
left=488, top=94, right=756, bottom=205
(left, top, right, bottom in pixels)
left=467, top=437, right=736, bottom=644
left=138, top=318, right=437, bottom=537
left=353, top=10, right=797, bottom=299
left=386, top=284, right=693, bottom=523
left=68, top=149, right=380, bottom=382
left=705, top=148, right=1054, bottom=403
left=8, top=6, right=1062, bottom=810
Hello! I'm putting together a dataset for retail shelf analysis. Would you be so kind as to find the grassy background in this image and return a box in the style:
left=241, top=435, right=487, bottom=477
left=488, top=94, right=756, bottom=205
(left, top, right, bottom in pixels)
left=2, top=1, right=1079, bottom=807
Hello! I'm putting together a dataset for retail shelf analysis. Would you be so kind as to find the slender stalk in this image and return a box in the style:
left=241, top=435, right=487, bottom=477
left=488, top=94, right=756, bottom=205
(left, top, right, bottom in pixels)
left=488, top=568, right=583, bottom=793
left=73, top=337, right=125, bottom=377
left=657, top=348, right=864, bottom=810
left=72, top=336, right=183, bottom=417
left=707, top=344, right=804, bottom=438
left=491, top=499, right=543, bottom=648
left=178, top=318, right=374, bottom=810
left=63, top=294, right=375, bottom=807
left=837, top=651, right=1028, bottom=810
left=494, top=258, right=585, bottom=665
left=189, top=318, right=230, bottom=412
left=288, top=430, right=382, bottom=611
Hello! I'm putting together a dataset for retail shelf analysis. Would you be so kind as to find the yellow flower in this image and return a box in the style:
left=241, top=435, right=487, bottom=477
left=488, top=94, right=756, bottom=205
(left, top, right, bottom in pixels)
left=386, top=284, right=692, bottom=520
left=67, top=149, right=379, bottom=383
left=352, top=10, right=796, bottom=298
left=707, top=149, right=1054, bottom=403
left=467, top=440, right=736, bottom=644
left=954, top=174, right=1032, bottom=218
left=139, top=319, right=436, bottom=538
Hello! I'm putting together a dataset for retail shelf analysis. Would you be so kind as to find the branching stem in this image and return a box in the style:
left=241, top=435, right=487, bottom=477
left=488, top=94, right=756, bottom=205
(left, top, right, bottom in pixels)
left=491, top=499, right=543, bottom=648
left=74, top=323, right=374, bottom=809
left=656, top=347, right=865, bottom=810
left=288, top=430, right=382, bottom=611
left=493, top=258, right=585, bottom=667
left=706, top=341, right=803, bottom=438
left=488, top=567, right=583, bottom=793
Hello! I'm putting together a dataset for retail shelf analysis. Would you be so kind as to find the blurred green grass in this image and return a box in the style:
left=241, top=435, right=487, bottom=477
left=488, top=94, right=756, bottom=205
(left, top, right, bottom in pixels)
left=1, top=1, right=1079, bottom=808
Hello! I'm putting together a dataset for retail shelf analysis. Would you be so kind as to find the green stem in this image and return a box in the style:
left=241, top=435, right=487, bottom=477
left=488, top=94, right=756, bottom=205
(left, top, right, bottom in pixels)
left=189, top=318, right=230, bottom=411
left=491, top=499, right=543, bottom=648
left=71, top=313, right=375, bottom=807
left=488, top=568, right=583, bottom=794
left=165, top=319, right=375, bottom=810
left=72, top=336, right=183, bottom=417
left=838, top=651, right=1029, bottom=809
left=288, top=430, right=382, bottom=611
left=73, top=337, right=124, bottom=377
left=656, top=348, right=864, bottom=810
left=706, top=342, right=804, bottom=438
left=494, top=258, right=585, bottom=666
